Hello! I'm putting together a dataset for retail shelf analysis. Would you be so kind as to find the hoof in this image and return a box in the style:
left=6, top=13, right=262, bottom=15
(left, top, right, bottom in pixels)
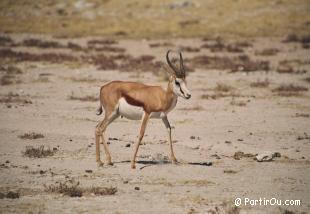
left=97, top=161, right=104, bottom=167
left=105, top=161, right=113, bottom=166
left=171, top=158, right=178, bottom=164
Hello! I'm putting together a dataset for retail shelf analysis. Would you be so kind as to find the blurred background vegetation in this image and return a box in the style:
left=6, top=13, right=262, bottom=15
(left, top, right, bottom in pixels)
left=0, top=0, right=309, bottom=38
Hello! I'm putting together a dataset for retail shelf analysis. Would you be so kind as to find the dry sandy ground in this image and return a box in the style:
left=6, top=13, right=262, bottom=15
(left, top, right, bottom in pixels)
left=0, top=34, right=309, bottom=213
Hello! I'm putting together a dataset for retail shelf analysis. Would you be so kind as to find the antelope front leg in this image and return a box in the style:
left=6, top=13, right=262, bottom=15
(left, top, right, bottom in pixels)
left=162, top=116, right=178, bottom=163
left=131, top=112, right=150, bottom=169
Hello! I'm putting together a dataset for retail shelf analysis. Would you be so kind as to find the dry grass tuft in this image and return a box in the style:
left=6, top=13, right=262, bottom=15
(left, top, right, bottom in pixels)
left=88, top=187, right=118, bottom=196
left=44, top=181, right=117, bottom=197
left=68, top=94, right=97, bottom=102
left=67, top=76, right=99, bottom=83
left=303, top=77, right=310, bottom=83
left=44, top=181, right=82, bottom=197
left=0, top=65, right=23, bottom=85
left=277, top=60, right=307, bottom=74
left=224, top=170, right=238, bottom=174
left=19, top=132, right=44, bottom=140
left=200, top=37, right=243, bottom=53
left=295, top=113, right=310, bottom=118
left=0, top=49, right=78, bottom=63
left=0, top=35, right=14, bottom=46
left=179, top=46, right=200, bottom=52
left=179, top=106, right=204, bottom=111
left=0, top=93, right=32, bottom=104
left=67, top=42, right=84, bottom=51
left=214, top=83, right=234, bottom=92
left=250, top=79, right=270, bottom=88
left=22, top=38, right=63, bottom=49
left=189, top=54, right=269, bottom=72
left=255, top=48, right=279, bottom=56
left=0, top=191, right=20, bottom=199
left=149, top=42, right=174, bottom=48
left=88, top=39, right=118, bottom=45
left=272, top=84, right=308, bottom=96
left=23, top=146, right=55, bottom=158
left=230, top=99, right=247, bottom=107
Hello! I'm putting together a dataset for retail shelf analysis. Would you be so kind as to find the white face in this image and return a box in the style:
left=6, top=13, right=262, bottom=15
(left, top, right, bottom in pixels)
left=173, top=77, right=191, bottom=99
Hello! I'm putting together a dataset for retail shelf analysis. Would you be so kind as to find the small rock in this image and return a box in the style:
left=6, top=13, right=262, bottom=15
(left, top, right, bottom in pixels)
left=53, top=147, right=58, bottom=151
left=211, top=154, right=221, bottom=159
left=123, top=180, right=129, bottom=184
left=69, top=139, right=73, bottom=142
left=191, top=145, right=200, bottom=150
left=125, top=143, right=131, bottom=147
left=134, top=187, right=140, bottom=190
left=5, top=160, right=10, bottom=164
left=85, top=170, right=93, bottom=173
left=237, top=139, right=243, bottom=141
left=255, top=152, right=281, bottom=162
left=225, top=141, right=232, bottom=144
left=190, top=136, right=195, bottom=140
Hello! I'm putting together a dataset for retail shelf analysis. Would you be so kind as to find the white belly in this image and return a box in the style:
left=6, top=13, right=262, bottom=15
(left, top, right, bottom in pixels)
left=118, top=98, right=164, bottom=120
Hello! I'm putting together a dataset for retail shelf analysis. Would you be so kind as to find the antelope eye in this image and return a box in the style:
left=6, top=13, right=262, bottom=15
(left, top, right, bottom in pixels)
left=175, top=80, right=180, bottom=86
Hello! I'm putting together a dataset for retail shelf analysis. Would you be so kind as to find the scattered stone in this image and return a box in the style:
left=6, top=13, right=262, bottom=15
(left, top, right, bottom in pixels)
left=237, top=139, right=243, bottom=141
left=39, top=170, right=46, bottom=174
left=189, top=145, right=200, bottom=150
left=297, top=133, right=309, bottom=140
left=125, top=143, right=131, bottom=147
left=53, top=147, right=58, bottom=151
left=108, top=137, right=119, bottom=141
left=233, top=151, right=255, bottom=160
left=134, top=187, right=140, bottom=190
left=85, top=170, right=93, bottom=173
left=255, top=152, right=281, bottom=162
left=211, top=154, right=221, bottom=159
left=190, top=136, right=195, bottom=139
left=123, top=180, right=129, bottom=184
left=225, top=141, right=232, bottom=144
left=5, top=160, right=10, bottom=163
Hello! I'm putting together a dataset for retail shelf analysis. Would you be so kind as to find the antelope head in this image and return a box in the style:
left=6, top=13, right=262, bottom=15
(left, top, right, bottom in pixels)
left=166, top=50, right=191, bottom=99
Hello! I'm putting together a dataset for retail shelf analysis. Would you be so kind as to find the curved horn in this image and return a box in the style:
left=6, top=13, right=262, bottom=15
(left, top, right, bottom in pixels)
left=179, top=52, right=185, bottom=76
left=166, top=50, right=180, bottom=75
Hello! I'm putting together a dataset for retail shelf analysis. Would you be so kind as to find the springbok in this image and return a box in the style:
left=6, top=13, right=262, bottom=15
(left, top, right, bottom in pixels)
left=95, top=50, right=191, bottom=169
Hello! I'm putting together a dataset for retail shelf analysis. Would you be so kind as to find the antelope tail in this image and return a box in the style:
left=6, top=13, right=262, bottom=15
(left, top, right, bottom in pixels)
left=96, top=105, right=103, bottom=115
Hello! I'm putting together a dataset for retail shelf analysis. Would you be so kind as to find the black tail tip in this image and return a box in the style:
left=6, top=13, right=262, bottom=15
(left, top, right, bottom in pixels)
left=96, top=106, right=103, bottom=115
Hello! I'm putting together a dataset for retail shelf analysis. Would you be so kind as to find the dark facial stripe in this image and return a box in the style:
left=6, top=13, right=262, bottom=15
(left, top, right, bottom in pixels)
left=179, top=85, right=185, bottom=96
